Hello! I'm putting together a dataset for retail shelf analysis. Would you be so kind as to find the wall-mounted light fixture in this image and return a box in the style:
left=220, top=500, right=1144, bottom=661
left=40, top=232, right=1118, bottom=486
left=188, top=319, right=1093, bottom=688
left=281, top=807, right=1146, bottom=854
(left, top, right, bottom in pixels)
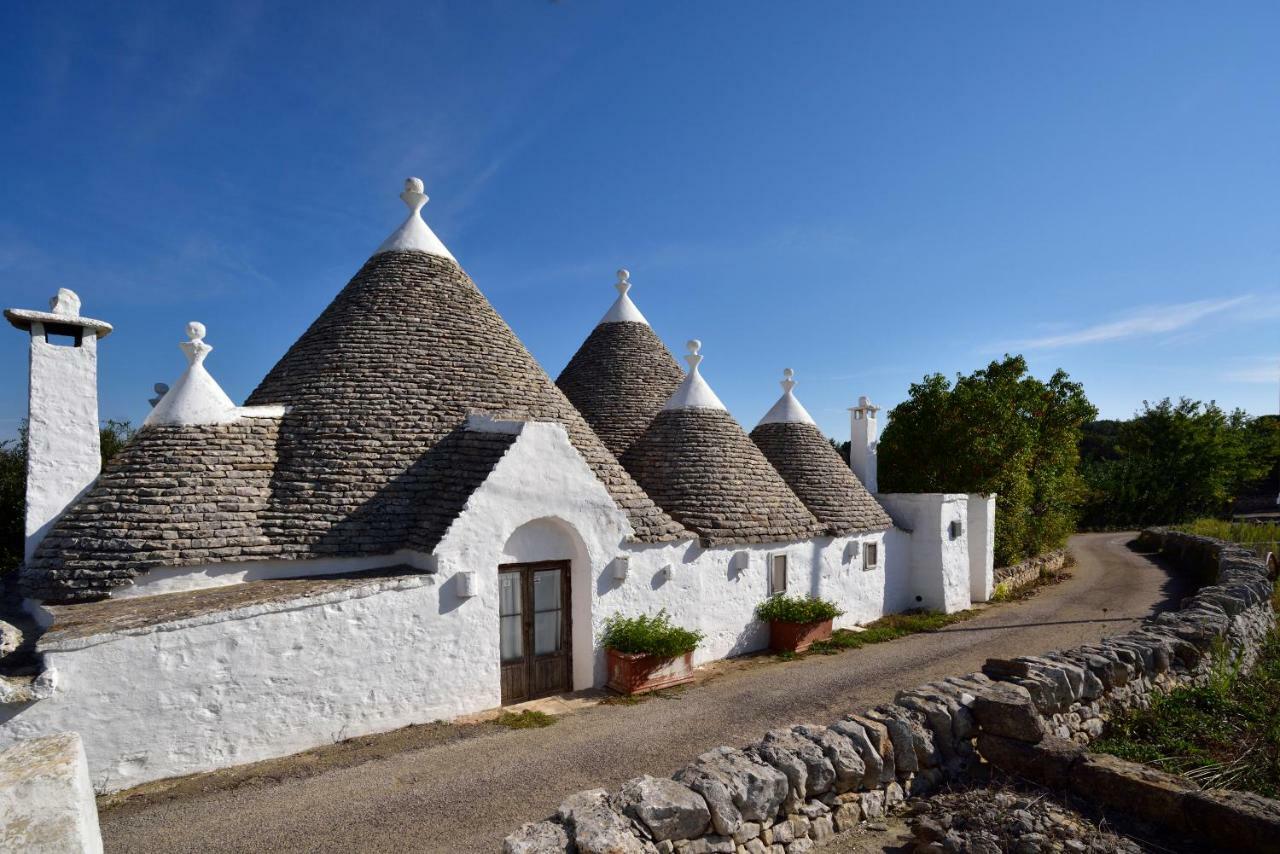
left=457, top=571, right=477, bottom=598
left=612, top=556, right=630, bottom=581
left=949, top=520, right=964, bottom=540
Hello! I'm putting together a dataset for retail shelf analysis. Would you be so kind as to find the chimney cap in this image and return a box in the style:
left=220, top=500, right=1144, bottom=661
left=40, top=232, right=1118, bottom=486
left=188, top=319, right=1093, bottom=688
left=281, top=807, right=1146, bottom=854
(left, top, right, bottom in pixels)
left=5, top=289, right=113, bottom=338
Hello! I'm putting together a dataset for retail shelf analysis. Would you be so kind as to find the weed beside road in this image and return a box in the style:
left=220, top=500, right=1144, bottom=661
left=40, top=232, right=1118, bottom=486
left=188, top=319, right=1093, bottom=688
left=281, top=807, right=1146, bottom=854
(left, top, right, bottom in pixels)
left=1092, top=632, right=1280, bottom=798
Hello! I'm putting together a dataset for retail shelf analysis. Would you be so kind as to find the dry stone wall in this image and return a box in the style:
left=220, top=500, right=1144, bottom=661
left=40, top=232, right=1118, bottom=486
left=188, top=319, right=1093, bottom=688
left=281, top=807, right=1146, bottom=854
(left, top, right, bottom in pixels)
left=993, top=549, right=1066, bottom=597
left=503, top=530, right=1276, bottom=854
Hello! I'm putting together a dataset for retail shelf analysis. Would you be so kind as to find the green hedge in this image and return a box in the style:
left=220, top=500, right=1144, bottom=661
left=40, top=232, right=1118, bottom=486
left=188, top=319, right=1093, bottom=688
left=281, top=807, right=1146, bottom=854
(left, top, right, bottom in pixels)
left=755, top=594, right=844, bottom=624
left=601, top=610, right=703, bottom=658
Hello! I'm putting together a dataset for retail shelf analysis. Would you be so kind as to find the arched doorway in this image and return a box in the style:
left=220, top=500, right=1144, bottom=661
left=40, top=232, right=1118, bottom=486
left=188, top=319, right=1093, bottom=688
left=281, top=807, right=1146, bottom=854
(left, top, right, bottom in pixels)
left=498, top=518, right=587, bottom=704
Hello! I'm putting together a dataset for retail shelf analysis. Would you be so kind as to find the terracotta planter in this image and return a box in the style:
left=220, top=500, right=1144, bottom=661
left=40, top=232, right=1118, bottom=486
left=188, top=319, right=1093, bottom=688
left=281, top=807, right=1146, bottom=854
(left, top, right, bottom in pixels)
left=606, top=649, right=695, bottom=695
left=769, top=618, right=833, bottom=653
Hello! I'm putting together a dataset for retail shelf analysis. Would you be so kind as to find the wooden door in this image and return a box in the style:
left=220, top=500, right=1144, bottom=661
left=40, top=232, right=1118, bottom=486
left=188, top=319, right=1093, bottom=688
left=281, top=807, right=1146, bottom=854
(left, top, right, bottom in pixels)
left=499, top=561, right=572, bottom=705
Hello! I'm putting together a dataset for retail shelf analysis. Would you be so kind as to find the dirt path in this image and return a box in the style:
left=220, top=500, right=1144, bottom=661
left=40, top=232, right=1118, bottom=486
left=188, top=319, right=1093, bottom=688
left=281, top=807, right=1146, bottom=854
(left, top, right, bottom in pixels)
left=99, top=533, right=1186, bottom=853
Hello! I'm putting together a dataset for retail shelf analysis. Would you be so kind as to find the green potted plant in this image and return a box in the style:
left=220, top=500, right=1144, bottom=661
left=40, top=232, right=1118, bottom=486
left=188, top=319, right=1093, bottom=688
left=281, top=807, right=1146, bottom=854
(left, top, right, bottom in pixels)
left=602, top=610, right=704, bottom=695
left=756, top=595, right=844, bottom=653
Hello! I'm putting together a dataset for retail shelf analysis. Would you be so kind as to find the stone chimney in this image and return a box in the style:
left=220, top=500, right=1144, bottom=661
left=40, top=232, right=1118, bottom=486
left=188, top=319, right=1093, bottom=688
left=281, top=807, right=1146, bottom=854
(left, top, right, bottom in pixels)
left=849, top=395, right=879, bottom=493
left=5, top=289, right=112, bottom=563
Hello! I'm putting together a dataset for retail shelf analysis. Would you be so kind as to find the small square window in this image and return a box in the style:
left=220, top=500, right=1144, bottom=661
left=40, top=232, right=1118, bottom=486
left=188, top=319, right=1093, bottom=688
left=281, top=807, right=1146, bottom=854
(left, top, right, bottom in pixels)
left=768, top=554, right=788, bottom=595
left=863, top=542, right=879, bottom=570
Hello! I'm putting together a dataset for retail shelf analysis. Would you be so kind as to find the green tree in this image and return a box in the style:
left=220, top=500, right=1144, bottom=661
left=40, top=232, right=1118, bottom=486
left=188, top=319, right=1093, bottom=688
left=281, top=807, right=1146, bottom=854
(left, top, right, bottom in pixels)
left=1081, top=399, right=1274, bottom=527
left=0, top=420, right=136, bottom=575
left=878, top=355, right=1096, bottom=566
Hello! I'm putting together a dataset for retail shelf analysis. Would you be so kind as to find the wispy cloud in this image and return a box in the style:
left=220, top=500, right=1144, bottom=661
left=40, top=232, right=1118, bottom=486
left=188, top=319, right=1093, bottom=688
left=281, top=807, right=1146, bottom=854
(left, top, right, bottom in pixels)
left=1224, top=357, right=1280, bottom=385
left=1006, top=295, right=1252, bottom=350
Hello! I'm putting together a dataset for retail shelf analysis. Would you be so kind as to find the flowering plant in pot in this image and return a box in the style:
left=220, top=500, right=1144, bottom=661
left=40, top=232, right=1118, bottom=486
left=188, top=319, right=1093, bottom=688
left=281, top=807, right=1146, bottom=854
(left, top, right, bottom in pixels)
left=756, top=595, right=844, bottom=653
left=601, top=610, right=704, bottom=695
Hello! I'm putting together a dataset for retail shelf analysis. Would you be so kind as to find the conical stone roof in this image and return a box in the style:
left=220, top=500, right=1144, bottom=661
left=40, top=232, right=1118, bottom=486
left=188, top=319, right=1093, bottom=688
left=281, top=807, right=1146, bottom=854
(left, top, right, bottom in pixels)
left=556, top=270, right=684, bottom=458
left=620, top=344, right=824, bottom=546
left=245, top=253, right=686, bottom=554
left=749, top=370, right=892, bottom=535
left=24, top=181, right=687, bottom=601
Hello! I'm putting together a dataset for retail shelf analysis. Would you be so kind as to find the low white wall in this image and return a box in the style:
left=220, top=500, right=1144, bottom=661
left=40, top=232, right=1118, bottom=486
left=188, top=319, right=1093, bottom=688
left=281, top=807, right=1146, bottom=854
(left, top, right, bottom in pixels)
left=0, top=575, right=485, bottom=793
left=877, top=493, right=972, bottom=613
left=966, top=494, right=995, bottom=602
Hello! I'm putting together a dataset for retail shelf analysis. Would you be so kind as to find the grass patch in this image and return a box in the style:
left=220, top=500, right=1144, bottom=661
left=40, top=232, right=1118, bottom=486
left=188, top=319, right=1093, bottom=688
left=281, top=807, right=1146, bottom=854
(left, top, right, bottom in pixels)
left=989, top=555, right=1074, bottom=603
left=494, top=710, right=556, bottom=729
left=804, top=610, right=974, bottom=656
left=1177, top=518, right=1280, bottom=550
left=1093, top=631, right=1280, bottom=797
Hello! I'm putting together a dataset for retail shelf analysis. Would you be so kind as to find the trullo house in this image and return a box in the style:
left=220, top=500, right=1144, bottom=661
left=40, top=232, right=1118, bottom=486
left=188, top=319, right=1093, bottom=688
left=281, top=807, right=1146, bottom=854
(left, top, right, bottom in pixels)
left=0, top=178, right=994, bottom=791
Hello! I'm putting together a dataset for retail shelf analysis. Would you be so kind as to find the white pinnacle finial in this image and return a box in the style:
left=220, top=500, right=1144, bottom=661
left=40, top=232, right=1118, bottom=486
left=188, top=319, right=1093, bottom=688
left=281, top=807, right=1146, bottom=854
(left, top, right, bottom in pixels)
left=685, top=339, right=703, bottom=371
left=757, top=366, right=815, bottom=425
left=186, top=321, right=206, bottom=345
left=599, top=267, right=647, bottom=324
left=400, top=177, right=428, bottom=213
left=375, top=176, right=455, bottom=260
left=662, top=338, right=726, bottom=411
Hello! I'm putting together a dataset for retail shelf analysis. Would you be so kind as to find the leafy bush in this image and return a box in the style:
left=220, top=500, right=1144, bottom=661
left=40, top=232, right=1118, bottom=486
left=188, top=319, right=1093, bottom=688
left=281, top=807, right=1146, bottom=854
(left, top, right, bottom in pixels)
left=878, top=355, right=1096, bottom=566
left=601, top=610, right=703, bottom=658
left=1080, top=402, right=1280, bottom=528
left=755, top=594, right=844, bottom=624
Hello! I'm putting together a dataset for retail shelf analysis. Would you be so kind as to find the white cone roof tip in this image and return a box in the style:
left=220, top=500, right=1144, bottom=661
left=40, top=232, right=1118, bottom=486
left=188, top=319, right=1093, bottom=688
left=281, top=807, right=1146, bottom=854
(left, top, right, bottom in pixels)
left=599, top=269, right=649, bottom=325
left=374, top=177, right=456, bottom=261
left=145, top=322, right=238, bottom=427
left=757, top=368, right=816, bottom=427
left=662, top=339, right=728, bottom=411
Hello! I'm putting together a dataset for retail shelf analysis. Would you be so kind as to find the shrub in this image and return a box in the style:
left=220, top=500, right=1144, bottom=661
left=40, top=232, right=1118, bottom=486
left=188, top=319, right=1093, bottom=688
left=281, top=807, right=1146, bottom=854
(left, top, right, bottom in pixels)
left=755, top=594, right=844, bottom=624
left=600, top=610, right=703, bottom=658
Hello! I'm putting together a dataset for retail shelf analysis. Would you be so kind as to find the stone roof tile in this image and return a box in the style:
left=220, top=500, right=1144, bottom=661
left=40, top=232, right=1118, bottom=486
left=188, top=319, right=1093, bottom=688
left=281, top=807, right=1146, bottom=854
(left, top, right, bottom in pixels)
left=621, top=408, right=825, bottom=546
left=749, top=421, right=893, bottom=535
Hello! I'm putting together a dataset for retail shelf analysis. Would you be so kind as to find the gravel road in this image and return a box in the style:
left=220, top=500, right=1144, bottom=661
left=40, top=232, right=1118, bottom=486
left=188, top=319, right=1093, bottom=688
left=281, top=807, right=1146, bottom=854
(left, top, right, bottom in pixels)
left=100, top=532, right=1186, bottom=853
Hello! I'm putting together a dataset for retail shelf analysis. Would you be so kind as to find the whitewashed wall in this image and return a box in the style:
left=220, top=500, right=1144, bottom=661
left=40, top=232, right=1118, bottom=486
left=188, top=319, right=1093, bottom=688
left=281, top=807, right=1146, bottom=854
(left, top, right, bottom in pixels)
left=0, top=575, right=484, bottom=793
left=877, top=493, right=972, bottom=613
left=23, top=330, right=101, bottom=563
left=966, top=494, right=996, bottom=602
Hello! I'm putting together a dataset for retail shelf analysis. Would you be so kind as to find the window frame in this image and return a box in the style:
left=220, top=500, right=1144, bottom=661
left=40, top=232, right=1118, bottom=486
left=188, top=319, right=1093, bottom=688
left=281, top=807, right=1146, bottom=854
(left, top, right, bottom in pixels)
left=767, top=553, right=788, bottom=596
left=863, top=541, right=879, bottom=570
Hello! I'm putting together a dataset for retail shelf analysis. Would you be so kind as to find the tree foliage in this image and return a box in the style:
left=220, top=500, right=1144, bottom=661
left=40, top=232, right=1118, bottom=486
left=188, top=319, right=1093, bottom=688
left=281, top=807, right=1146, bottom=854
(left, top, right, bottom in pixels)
left=878, top=355, right=1096, bottom=566
left=0, top=420, right=136, bottom=574
left=1080, top=400, right=1280, bottom=528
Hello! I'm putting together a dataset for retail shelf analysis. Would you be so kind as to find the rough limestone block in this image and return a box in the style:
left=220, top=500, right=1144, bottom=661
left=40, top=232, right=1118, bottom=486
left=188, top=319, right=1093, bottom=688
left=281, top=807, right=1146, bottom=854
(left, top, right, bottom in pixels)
left=974, top=733, right=1083, bottom=790
left=618, top=775, right=711, bottom=842
left=503, top=820, right=571, bottom=854
left=0, top=732, right=102, bottom=854
left=1183, top=788, right=1280, bottom=853
left=1067, top=753, right=1194, bottom=833
left=968, top=682, right=1046, bottom=743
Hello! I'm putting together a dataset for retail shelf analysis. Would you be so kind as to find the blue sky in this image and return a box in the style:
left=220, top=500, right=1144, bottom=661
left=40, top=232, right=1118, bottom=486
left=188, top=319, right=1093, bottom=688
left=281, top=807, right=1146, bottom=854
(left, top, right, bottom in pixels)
left=3, top=2, right=1279, bottom=444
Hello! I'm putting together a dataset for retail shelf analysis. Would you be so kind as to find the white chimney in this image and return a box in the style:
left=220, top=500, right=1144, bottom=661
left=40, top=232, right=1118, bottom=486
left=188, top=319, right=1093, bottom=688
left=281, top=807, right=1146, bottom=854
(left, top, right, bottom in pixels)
left=5, top=289, right=112, bottom=563
left=849, top=395, right=879, bottom=493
